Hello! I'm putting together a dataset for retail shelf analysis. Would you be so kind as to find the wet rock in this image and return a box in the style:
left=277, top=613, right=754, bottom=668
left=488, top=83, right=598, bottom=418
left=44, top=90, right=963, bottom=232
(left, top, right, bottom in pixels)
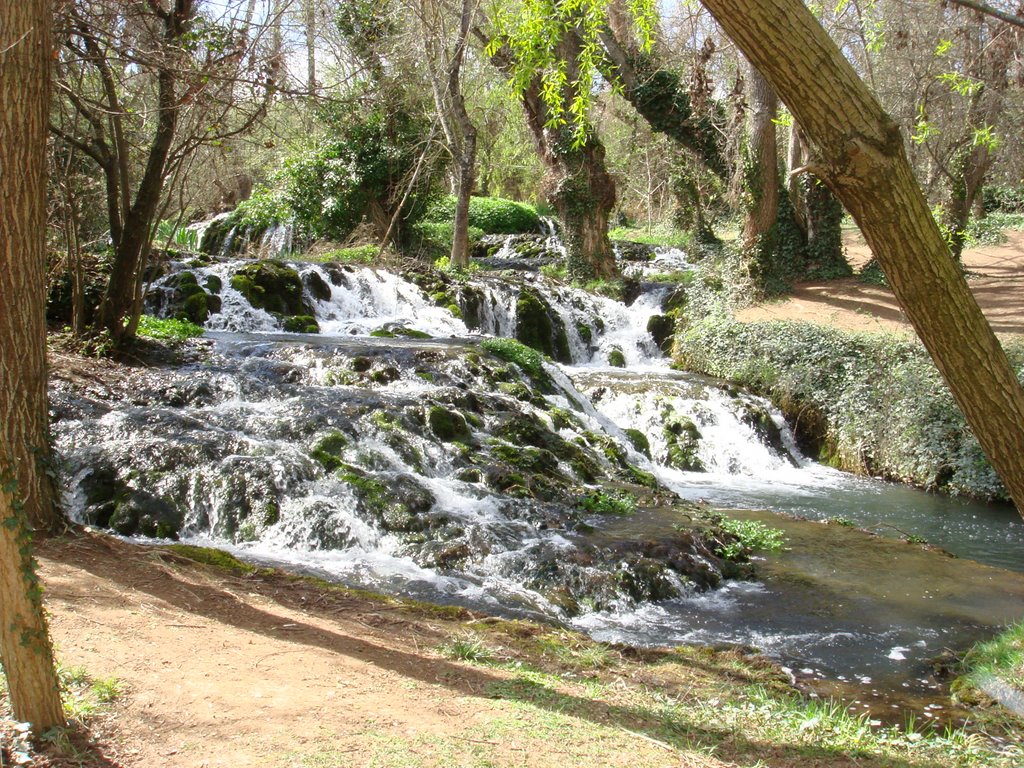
left=304, top=270, right=332, bottom=302
left=646, top=314, right=675, bottom=354
left=515, top=288, right=571, bottom=363
left=663, top=414, right=705, bottom=472
left=428, top=406, right=472, bottom=443
left=230, top=260, right=312, bottom=317
left=108, top=490, right=183, bottom=539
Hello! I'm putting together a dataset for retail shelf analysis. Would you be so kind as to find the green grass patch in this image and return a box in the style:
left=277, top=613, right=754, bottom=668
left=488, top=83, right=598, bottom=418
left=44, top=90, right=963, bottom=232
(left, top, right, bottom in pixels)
left=424, top=195, right=541, bottom=234
left=609, top=225, right=692, bottom=249
left=480, top=338, right=548, bottom=382
left=957, top=621, right=1024, bottom=699
left=576, top=490, right=636, bottom=516
left=715, top=517, right=785, bottom=559
left=136, top=314, right=205, bottom=340
left=165, top=544, right=259, bottom=576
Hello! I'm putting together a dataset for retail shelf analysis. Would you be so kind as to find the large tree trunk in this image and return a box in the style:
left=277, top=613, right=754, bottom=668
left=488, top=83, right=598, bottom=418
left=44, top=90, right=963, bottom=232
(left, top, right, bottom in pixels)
left=700, top=0, right=1024, bottom=517
left=742, top=65, right=780, bottom=259
left=0, top=0, right=66, bottom=731
left=520, top=78, right=618, bottom=282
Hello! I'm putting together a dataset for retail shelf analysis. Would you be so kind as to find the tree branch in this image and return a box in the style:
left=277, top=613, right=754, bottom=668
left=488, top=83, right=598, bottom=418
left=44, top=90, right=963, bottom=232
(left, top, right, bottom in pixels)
left=945, top=0, right=1024, bottom=28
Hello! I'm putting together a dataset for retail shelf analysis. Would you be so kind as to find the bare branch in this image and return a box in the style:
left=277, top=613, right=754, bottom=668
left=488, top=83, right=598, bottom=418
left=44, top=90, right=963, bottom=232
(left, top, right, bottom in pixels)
left=945, top=0, right=1024, bottom=28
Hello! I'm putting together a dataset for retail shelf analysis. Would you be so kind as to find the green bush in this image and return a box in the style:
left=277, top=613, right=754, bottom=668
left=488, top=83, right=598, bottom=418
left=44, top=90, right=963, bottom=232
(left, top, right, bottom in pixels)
left=234, top=186, right=291, bottom=230
left=983, top=184, right=1024, bottom=214
left=410, top=220, right=485, bottom=260
left=964, top=212, right=1024, bottom=248
left=716, top=518, right=785, bottom=559
left=308, top=245, right=380, bottom=265
left=423, top=195, right=541, bottom=234
left=676, top=314, right=1018, bottom=501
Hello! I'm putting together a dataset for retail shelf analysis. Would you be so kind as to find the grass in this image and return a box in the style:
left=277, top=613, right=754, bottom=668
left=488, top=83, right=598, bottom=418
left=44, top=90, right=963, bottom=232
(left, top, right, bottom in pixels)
left=956, top=621, right=1024, bottom=701
left=480, top=338, right=549, bottom=383
left=440, top=631, right=499, bottom=664
left=302, top=244, right=380, bottom=264
left=136, top=314, right=205, bottom=340
left=609, top=225, right=692, bottom=249
left=715, top=517, right=786, bottom=559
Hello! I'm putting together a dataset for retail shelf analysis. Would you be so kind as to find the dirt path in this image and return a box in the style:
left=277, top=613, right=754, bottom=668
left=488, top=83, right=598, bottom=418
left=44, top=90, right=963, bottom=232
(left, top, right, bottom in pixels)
left=735, top=230, right=1024, bottom=336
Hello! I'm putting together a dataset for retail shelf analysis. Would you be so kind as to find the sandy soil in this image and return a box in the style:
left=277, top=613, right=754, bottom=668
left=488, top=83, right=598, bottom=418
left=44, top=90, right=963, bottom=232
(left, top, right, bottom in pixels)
left=735, top=230, right=1024, bottom=336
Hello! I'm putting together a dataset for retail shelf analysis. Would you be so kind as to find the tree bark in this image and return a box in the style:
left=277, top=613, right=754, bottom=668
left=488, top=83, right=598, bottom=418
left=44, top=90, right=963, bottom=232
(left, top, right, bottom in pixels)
left=0, top=0, right=66, bottom=730
left=700, top=0, right=1024, bottom=517
left=742, top=65, right=779, bottom=252
left=95, top=1, right=191, bottom=342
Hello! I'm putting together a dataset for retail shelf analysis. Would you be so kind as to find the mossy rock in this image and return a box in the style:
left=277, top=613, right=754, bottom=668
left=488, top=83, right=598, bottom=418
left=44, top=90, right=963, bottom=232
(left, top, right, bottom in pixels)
left=204, top=274, right=223, bottom=294
left=310, top=431, right=349, bottom=471
left=646, top=314, right=675, bottom=355
left=108, top=490, right=183, bottom=539
left=515, top=288, right=571, bottom=363
left=428, top=406, right=472, bottom=442
left=607, top=347, right=626, bottom=368
left=624, top=429, right=652, bottom=458
left=230, top=260, right=311, bottom=317
left=283, top=315, right=320, bottom=333
left=664, top=416, right=705, bottom=472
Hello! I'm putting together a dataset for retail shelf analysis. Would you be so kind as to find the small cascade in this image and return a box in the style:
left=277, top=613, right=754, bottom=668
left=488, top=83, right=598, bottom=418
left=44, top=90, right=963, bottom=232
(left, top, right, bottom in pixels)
left=570, top=369, right=803, bottom=479
left=302, top=264, right=469, bottom=337
left=257, top=221, right=295, bottom=259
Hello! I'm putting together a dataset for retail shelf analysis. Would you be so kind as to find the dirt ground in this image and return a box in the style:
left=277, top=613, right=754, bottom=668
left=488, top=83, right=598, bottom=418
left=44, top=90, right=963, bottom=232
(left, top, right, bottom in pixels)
left=14, top=534, right=747, bottom=768
left=736, top=230, right=1024, bottom=336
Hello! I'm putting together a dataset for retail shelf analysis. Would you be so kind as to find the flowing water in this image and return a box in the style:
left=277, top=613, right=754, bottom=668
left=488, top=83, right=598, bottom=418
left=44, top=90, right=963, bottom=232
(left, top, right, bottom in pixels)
left=52, top=238, right=1024, bottom=716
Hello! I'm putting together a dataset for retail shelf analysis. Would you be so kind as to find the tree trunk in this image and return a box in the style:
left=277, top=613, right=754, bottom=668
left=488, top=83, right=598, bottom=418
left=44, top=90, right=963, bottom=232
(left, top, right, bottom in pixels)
left=700, top=0, right=1024, bottom=517
left=95, top=9, right=186, bottom=342
left=450, top=133, right=476, bottom=269
left=742, top=65, right=779, bottom=250
left=304, top=0, right=317, bottom=94
left=0, top=0, right=66, bottom=731
left=519, top=80, right=618, bottom=282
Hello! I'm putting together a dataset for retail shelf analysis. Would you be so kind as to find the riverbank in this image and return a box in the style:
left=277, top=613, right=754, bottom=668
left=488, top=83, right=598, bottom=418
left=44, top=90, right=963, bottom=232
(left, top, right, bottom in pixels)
left=3, top=531, right=1021, bottom=767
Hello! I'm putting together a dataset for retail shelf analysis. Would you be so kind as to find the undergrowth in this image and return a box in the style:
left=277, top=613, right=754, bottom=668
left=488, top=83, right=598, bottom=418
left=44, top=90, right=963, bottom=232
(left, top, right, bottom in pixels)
left=136, top=315, right=205, bottom=340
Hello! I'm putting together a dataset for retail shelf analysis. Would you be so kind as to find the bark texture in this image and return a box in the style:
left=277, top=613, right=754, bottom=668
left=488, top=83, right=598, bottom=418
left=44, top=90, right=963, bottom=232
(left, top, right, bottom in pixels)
left=701, top=0, right=1024, bottom=517
left=0, top=0, right=66, bottom=730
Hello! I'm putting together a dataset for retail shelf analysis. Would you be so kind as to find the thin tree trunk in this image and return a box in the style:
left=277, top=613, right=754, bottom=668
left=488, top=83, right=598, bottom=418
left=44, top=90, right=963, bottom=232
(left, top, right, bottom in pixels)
left=0, top=0, right=66, bottom=731
left=700, top=0, right=1024, bottom=517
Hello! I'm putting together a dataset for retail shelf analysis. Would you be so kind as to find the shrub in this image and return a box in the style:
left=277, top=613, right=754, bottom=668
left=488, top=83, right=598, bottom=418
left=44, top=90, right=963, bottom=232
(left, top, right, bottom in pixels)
left=423, top=195, right=541, bottom=234
left=676, top=314, right=1017, bottom=500
left=234, top=186, right=291, bottom=230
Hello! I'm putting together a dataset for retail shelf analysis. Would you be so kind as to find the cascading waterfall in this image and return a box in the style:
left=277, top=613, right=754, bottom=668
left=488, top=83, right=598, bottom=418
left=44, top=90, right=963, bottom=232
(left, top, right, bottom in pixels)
left=59, top=225, right=1024, bottom=701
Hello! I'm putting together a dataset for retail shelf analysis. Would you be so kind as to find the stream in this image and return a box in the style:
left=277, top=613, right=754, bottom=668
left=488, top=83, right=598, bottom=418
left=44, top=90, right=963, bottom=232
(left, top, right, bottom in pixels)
left=51, top=239, right=1024, bottom=720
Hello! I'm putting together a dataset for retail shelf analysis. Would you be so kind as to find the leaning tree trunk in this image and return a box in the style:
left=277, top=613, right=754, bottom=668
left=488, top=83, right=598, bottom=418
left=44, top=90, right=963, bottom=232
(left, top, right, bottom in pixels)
left=701, top=0, right=1024, bottom=517
left=0, top=0, right=66, bottom=731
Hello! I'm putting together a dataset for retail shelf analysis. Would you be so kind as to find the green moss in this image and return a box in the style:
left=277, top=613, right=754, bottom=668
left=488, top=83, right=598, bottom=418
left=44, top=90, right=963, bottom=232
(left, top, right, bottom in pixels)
left=310, top=431, right=349, bottom=471
left=480, top=338, right=550, bottom=386
left=514, top=289, right=570, bottom=362
left=165, top=544, right=259, bottom=576
left=664, top=415, right=704, bottom=472
left=428, top=406, right=472, bottom=442
left=491, top=443, right=560, bottom=474
left=607, top=347, right=626, bottom=368
left=230, top=260, right=309, bottom=316
left=204, top=274, right=223, bottom=294
left=623, top=429, right=651, bottom=458
left=283, top=314, right=320, bottom=333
